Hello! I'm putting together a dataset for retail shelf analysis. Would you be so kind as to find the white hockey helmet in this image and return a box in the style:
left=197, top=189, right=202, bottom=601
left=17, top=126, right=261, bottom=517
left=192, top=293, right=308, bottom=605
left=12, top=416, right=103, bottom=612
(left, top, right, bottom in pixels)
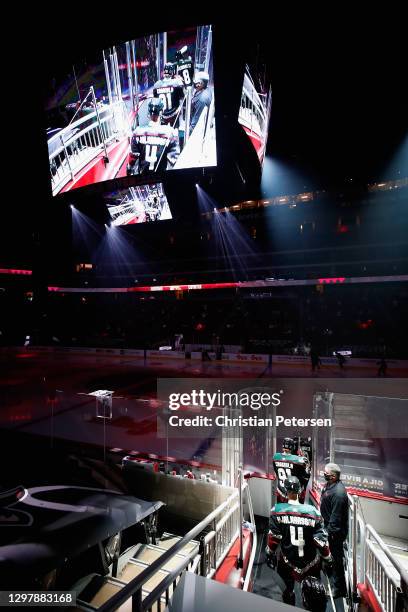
left=193, top=71, right=210, bottom=87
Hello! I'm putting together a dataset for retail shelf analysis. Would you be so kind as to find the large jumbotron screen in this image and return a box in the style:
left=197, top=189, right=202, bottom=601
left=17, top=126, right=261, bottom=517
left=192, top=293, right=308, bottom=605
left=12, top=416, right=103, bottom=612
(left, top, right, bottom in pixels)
left=46, top=25, right=216, bottom=196
left=238, top=64, right=271, bottom=166
left=105, top=183, right=172, bottom=226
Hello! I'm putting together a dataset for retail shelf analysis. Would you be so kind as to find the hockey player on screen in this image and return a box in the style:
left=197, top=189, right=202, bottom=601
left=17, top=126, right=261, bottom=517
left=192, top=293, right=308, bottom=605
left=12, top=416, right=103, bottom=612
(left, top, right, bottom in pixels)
left=190, top=71, right=212, bottom=135
left=153, top=63, right=185, bottom=126
left=175, top=46, right=194, bottom=87
left=127, top=98, right=180, bottom=175
left=266, top=476, right=331, bottom=610
left=273, top=438, right=310, bottom=503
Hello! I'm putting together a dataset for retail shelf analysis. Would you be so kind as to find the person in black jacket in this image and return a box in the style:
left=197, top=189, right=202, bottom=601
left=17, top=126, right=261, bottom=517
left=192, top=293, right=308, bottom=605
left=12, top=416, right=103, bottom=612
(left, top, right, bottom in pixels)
left=320, top=462, right=349, bottom=598
left=190, top=72, right=212, bottom=135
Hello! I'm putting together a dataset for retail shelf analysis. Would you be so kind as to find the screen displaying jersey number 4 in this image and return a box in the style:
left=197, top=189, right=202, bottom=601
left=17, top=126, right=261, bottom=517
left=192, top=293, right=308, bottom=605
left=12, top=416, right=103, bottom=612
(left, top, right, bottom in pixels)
left=145, top=145, right=159, bottom=170
left=45, top=25, right=217, bottom=196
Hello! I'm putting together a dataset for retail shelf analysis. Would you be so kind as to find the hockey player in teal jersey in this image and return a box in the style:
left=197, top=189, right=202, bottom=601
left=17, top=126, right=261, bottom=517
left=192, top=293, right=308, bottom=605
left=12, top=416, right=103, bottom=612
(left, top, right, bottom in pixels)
left=266, top=476, right=331, bottom=610
left=175, top=46, right=194, bottom=87
left=153, top=63, right=185, bottom=126
left=127, top=98, right=180, bottom=175
left=273, top=437, right=311, bottom=503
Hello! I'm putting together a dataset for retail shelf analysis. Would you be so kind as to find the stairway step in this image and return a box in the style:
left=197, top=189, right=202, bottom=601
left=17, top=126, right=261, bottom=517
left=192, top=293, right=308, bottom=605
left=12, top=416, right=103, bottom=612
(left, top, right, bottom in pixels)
left=334, top=450, right=378, bottom=457
left=120, top=559, right=170, bottom=592
left=335, top=428, right=371, bottom=438
left=133, top=544, right=189, bottom=572
left=77, top=576, right=128, bottom=609
left=342, top=464, right=383, bottom=473
left=77, top=573, right=165, bottom=612
left=158, top=532, right=199, bottom=554
left=339, top=456, right=382, bottom=468
left=335, top=438, right=374, bottom=445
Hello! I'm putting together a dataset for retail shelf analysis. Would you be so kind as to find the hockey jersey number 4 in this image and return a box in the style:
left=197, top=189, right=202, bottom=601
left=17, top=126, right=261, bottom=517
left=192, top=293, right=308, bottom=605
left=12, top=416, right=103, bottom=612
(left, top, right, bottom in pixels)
left=268, top=501, right=330, bottom=571
left=129, top=121, right=180, bottom=174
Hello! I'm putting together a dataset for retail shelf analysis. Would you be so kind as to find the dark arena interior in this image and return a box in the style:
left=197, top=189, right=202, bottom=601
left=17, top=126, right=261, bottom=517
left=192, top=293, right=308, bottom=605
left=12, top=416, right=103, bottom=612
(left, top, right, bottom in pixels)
left=1, top=11, right=407, bottom=612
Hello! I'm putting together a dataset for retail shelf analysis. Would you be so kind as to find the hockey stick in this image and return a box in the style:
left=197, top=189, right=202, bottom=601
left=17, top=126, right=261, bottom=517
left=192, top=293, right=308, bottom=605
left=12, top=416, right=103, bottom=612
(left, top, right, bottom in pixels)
left=153, top=93, right=187, bottom=172
left=325, top=576, right=337, bottom=611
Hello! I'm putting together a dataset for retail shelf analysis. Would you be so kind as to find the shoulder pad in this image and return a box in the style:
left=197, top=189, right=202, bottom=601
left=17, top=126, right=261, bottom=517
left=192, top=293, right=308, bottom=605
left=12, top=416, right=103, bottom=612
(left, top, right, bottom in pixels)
left=302, top=503, right=321, bottom=516
left=274, top=503, right=291, bottom=512
left=288, top=453, right=306, bottom=463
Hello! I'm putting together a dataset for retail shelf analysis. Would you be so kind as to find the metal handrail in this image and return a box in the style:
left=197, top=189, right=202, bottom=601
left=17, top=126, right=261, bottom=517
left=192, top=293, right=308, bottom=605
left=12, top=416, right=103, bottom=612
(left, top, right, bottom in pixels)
left=48, top=100, right=127, bottom=194
left=206, top=529, right=240, bottom=579
left=241, top=72, right=267, bottom=122
left=366, top=525, right=408, bottom=587
left=347, top=493, right=407, bottom=612
left=215, top=502, right=239, bottom=530
left=48, top=107, right=115, bottom=156
left=351, top=495, right=359, bottom=600
left=364, top=528, right=403, bottom=612
left=142, top=548, right=200, bottom=611
left=242, top=477, right=257, bottom=591
left=201, top=482, right=244, bottom=578
left=97, top=488, right=239, bottom=612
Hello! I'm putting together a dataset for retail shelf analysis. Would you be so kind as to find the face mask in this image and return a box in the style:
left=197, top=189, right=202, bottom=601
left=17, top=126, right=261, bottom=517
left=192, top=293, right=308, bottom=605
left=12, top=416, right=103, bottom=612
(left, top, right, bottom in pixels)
left=324, top=473, right=332, bottom=482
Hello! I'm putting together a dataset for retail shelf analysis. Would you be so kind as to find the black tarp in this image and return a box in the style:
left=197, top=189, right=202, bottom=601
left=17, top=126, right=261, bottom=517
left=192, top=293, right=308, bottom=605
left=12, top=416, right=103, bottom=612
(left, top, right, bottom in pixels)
left=0, top=485, right=163, bottom=583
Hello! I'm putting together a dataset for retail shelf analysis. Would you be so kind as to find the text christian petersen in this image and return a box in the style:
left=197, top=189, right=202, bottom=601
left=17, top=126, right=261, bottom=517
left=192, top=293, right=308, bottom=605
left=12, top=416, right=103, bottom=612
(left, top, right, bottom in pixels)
left=165, top=390, right=331, bottom=428
left=167, top=415, right=332, bottom=428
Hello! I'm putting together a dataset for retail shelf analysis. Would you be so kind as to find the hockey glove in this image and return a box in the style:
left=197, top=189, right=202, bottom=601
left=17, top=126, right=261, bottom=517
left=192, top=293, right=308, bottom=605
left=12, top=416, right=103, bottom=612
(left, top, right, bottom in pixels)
left=265, top=546, right=277, bottom=569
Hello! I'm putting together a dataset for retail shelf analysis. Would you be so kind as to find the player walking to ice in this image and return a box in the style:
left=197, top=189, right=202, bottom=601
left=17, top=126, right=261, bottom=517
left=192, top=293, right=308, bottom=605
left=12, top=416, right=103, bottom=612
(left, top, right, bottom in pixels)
left=273, top=438, right=311, bottom=503
left=127, top=98, right=180, bottom=175
left=266, top=476, right=332, bottom=609
left=377, top=356, right=388, bottom=376
left=336, top=351, right=346, bottom=370
left=153, top=63, right=185, bottom=127
left=175, top=46, right=195, bottom=88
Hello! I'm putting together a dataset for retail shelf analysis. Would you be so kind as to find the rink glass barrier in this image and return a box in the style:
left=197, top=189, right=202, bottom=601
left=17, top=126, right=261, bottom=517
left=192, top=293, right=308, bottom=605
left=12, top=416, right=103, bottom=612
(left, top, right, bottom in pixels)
left=0, top=365, right=406, bottom=497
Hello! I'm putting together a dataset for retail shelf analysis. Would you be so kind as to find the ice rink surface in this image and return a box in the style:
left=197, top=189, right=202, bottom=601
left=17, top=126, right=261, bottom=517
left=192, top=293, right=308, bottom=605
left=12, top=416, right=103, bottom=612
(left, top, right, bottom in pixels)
left=1, top=350, right=407, bottom=469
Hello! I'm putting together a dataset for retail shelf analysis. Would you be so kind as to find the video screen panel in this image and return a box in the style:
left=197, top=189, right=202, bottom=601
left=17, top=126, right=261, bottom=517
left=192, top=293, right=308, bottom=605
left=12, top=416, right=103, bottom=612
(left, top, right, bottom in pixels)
left=238, top=65, right=272, bottom=166
left=46, top=26, right=216, bottom=196
left=105, top=184, right=172, bottom=226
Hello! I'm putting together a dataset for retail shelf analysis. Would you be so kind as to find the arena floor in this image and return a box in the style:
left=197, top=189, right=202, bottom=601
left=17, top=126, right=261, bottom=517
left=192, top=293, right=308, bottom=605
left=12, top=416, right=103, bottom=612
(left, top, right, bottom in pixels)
left=1, top=349, right=406, bottom=471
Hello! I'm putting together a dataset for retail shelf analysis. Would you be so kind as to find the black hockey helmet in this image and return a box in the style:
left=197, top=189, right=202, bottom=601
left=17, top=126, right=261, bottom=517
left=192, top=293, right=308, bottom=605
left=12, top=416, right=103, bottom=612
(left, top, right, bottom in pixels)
left=299, top=437, right=312, bottom=458
left=283, top=475, right=301, bottom=495
left=148, top=97, right=164, bottom=116
left=282, top=437, right=295, bottom=453
left=163, top=62, right=174, bottom=78
left=301, top=577, right=327, bottom=612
